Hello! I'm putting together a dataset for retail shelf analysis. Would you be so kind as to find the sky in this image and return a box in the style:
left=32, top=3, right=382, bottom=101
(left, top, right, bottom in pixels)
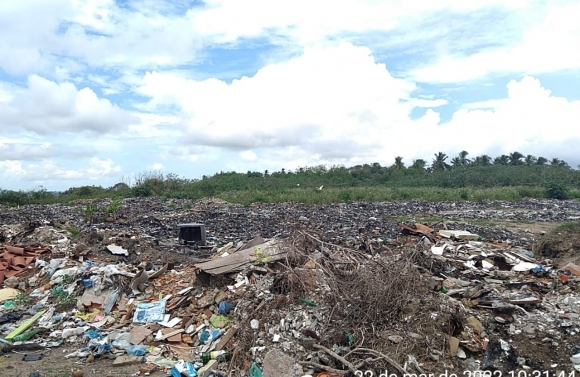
left=1, top=0, right=579, bottom=191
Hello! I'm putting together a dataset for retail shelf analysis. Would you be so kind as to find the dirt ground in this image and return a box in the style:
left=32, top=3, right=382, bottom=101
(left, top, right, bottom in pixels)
left=0, top=351, right=159, bottom=377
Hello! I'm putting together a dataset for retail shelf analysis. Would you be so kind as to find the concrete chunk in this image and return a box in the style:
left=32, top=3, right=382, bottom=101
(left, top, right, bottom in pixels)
left=113, top=355, right=143, bottom=366
left=262, top=349, right=298, bottom=377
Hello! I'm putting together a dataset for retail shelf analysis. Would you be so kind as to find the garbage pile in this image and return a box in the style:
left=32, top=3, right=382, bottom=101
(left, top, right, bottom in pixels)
left=0, top=198, right=579, bottom=376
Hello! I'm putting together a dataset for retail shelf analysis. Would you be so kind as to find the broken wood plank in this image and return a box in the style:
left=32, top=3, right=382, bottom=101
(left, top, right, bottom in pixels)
left=130, top=326, right=153, bottom=345
left=157, top=328, right=184, bottom=341
left=214, top=328, right=236, bottom=351
left=194, top=240, right=287, bottom=275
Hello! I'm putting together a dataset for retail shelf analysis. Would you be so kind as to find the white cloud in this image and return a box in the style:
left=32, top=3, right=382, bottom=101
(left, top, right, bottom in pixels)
left=138, top=43, right=580, bottom=170
left=139, top=42, right=423, bottom=158
left=148, top=162, right=164, bottom=170
left=428, top=76, right=580, bottom=161
left=0, top=75, right=138, bottom=135
left=0, top=161, right=25, bottom=176
left=135, top=43, right=580, bottom=170
left=409, top=1, right=580, bottom=82
left=190, top=0, right=528, bottom=46
left=239, top=150, right=257, bottom=162
left=0, top=157, right=122, bottom=184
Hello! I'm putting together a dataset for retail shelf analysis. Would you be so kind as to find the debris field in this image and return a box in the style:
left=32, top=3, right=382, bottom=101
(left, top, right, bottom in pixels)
left=0, top=197, right=579, bottom=377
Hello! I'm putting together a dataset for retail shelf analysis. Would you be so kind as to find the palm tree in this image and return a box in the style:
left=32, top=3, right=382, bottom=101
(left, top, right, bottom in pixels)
left=370, top=162, right=382, bottom=174
left=536, top=157, right=548, bottom=166
left=508, top=151, right=524, bottom=166
left=411, top=159, right=427, bottom=171
left=493, top=155, right=509, bottom=165
left=458, top=150, right=470, bottom=166
left=524, top=155, right=537, bottom=166
left=450, top=156, right=462, bottom=168
left=551, top=158, right=570, bottom=168
left=394, top=156, right=405, bottom=170
left=432, top=152, right=450, bottom=171
left=472, top=154, right=492, bottom=166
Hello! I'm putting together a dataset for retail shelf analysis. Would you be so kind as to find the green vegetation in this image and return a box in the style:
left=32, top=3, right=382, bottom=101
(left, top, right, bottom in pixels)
left=1, top=151, right=579, bottom=205
left=65, top=226, right=82, bottom=239
left=105, top=197, right=124, bottom=218
left=80, top=203, right=101, bottom=224
left=550, top=221, right=580, bottom=234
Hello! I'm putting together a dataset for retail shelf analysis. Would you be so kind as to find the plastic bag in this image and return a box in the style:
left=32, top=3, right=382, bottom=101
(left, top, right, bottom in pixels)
left=127, top=345, right=148, bottom=356
left=85, top=329, right=101, bottom=339
left=171, top=360, right=197, bottom=377
left=249, top=362, right=262, bottom=377
left=218, top=301, right=237, bottom=314
left=198, top=329, right=222, bottom=344
left=112, top=332, right=132, bottom=350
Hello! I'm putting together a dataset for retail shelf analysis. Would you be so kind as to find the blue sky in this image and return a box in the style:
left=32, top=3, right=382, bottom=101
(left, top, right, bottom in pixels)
left=0, top=0, right=579, bottom=191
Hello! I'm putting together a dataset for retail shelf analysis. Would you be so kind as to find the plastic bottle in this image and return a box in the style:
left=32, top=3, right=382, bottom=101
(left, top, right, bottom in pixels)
left=299, top=298, right=318, bottom=307
left=12, top=329, right=41, bottom=342
left=200, top=350, right=232, bottom=363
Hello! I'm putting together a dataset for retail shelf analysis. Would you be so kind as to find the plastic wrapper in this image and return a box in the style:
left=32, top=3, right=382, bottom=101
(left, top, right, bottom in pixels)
left=171, top=360, right=197, bottom=377
left=133, top=300, right=166, bottom=323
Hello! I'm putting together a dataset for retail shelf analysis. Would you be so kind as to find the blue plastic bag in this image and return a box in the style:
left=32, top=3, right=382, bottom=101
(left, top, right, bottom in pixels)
left=218, top=301, right=237, bottom=314
left=126, top=345, right=148, bottom=356
left=199, top=329, right=222, bottom=344
left=85, top=329, right=102, bottom=339
left=171, top=360, right=197, bottom=377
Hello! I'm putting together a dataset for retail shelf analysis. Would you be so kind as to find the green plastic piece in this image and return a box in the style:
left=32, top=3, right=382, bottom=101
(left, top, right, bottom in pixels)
left=5, top=310, right=46, bottom=340
left=249, top=362, right=262, bottom=377
left=299, top=298, right=318, bottom=307
left=11, top=329, right=41, bottom=342
left=441, top=286, right=448, bottom=293
left=346, top=333, right=354, bottom=346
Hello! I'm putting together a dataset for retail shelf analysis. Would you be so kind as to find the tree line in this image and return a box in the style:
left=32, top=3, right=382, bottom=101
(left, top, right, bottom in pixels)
left=390, top=150, right=571, bottom=172
left=0, top=151, right=578, bottom=206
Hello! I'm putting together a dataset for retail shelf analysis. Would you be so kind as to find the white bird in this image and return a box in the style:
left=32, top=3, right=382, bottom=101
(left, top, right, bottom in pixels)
left=318, top=185, right=323, bottom=191
left=296, top=184, right=300, bottom=187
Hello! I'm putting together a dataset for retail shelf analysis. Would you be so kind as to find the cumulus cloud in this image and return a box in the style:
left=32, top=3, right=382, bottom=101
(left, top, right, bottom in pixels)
left=0, top=157, right=122, bottom=183
left=139, top=43, right=580, bottom=170
left=0, top=0, right=202, bottom=75
left=139, top=42, right=423, bottom=159
left=0, top=142, right=92, bottom=161
left=408, top=1, right=580, bottom=82
left=190, top=0, right=526, bottom=45
left=0, top=75, right=138, bottom=134
left=148, top=162, right=164, bottom=170
left=422, top=76, right=580, bottom=164
left=239, top=150, right=257, bottom=162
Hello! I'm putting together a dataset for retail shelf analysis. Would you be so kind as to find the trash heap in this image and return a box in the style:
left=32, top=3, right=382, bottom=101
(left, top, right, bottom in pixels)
left=0, top=198, right=579, bottom=376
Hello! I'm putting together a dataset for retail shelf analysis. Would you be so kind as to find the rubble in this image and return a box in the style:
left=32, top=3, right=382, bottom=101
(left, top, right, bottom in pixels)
left=0, top=197, right=579, bottom=375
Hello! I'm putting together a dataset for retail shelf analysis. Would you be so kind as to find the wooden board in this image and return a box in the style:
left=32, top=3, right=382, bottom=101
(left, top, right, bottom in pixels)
left=195, top=240, right=287, bottom=275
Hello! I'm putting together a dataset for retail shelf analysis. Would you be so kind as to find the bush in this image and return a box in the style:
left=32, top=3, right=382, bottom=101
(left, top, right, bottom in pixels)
left=546, top=182, right=568, bottom=200
left=132, top=186, right=152, bottom=197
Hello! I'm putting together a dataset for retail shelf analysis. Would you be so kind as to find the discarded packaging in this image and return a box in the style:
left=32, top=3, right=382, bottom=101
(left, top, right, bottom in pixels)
left=133, top=300, right=167, bottom=323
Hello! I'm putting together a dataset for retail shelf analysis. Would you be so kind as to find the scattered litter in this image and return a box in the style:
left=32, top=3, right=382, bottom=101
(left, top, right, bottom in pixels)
left=106, top=244, right=129, bottom=256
